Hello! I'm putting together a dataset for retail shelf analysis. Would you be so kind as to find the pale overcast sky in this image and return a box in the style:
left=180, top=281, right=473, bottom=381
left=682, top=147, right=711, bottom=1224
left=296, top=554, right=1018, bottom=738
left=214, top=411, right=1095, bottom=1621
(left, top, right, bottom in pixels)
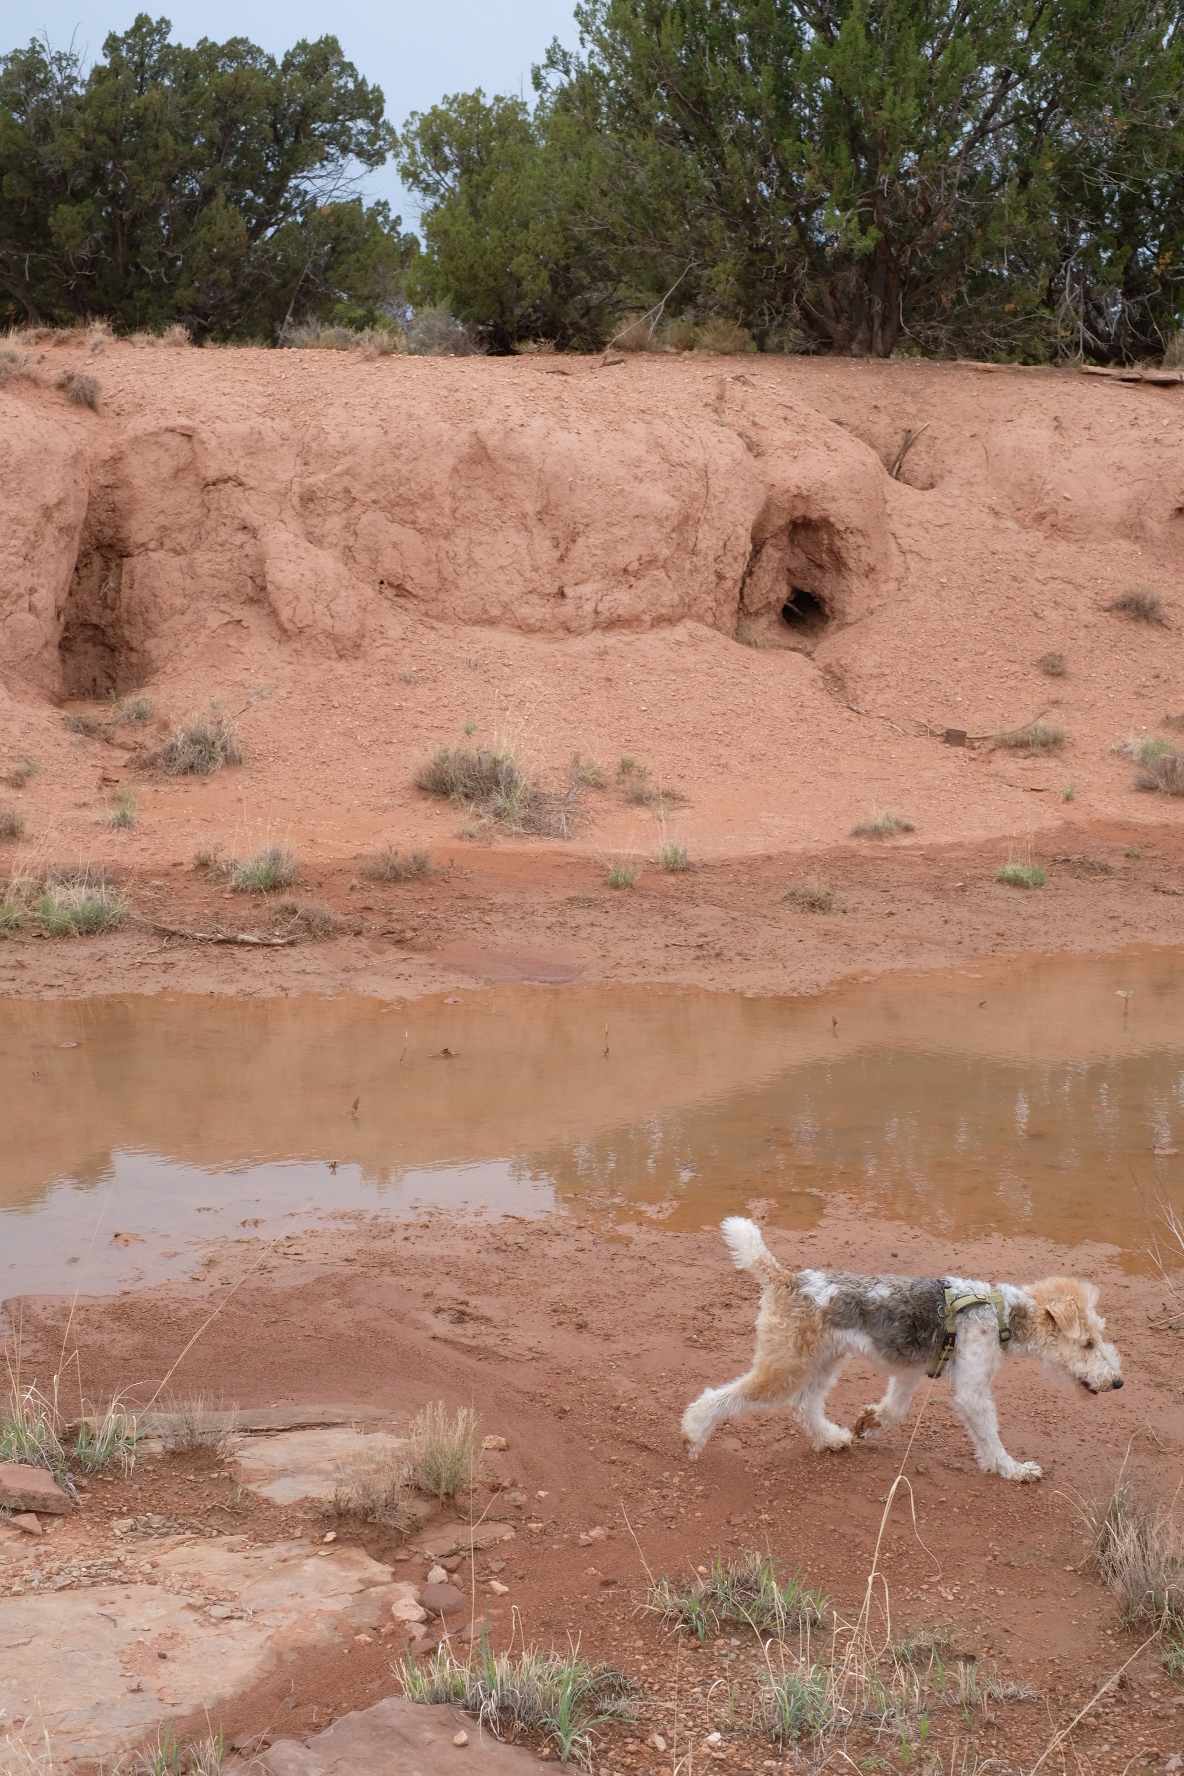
left=10, top=0, right=578, bottom=222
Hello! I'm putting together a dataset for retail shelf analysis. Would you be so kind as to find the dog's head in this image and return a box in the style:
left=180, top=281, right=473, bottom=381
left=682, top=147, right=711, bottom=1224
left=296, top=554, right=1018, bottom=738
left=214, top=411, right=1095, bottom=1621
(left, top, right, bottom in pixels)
left=1025, top=1277, right=1123, bottom=1393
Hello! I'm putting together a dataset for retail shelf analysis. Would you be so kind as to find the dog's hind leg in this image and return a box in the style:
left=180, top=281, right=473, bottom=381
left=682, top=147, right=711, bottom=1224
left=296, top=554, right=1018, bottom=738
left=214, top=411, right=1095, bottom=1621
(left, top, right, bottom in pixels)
left=791, top=1353, right=853, bottom=1452
left=681, top=1356, right=810, bottom=1459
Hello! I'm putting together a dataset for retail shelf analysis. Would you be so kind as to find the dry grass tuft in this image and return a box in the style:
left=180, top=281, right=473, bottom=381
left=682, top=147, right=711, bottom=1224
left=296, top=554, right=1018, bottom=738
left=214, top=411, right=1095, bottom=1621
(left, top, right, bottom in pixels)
left=3, top=756, right=39, bottom=789
left=1108, top=589, right=1169, bottom=626
left=994, top=721, right=1066, bottom=752
left=850, top=811, right=915, bottom=840
left=362, top=846, right=431, bottom=882
left=1035, top=651, right=1067, bottom=677
left=694, top=316, right=758, bottom=354
left=151, top=711, right=242, bottom=776
left=416, top=744, right=579, bottom=838
left=0, top=807, right=24, bottom=842
left=152, top=1395, right=238, bottom=1454
left=108, top=791, right=136, bottom=830
left=607, top=863, right=638, bottom=889
left=0, top=347, right=36, bottom=387
left=784, top=881, right=839, bottom=913
left=1083, top=1480, right=1184, bottom=1633
left=56, top=370, right=100, bottom=409
left=280, top=319, right=404, bottom=355
left=228, top=845, right=297, bottom=893
left=1162, top=330, right=1184, bottom=370
left=658, top=842, right=689, bottom=873
left=332, top=1445, right=411, bottom=1529
left=275, top=899, right=338, bottom=938
left=406, top=1401, right=480, bottom=1502
left=1136, top=748, right=1184, bottom=796
left=35, top=875, right=127, bottom=935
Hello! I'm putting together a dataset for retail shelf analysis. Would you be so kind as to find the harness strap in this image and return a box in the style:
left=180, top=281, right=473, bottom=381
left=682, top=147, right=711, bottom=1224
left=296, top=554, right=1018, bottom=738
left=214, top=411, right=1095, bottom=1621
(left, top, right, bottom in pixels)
left=927, top=1286, right=1012, bottom=1379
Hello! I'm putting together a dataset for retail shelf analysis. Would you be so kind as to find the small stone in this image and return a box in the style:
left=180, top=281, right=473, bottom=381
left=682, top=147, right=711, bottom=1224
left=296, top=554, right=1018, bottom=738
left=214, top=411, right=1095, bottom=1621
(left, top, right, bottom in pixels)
left=482, top=1436, right=509, bottom=1452
left=390, top=1581, right=427, bottom=1625
left=420, top=1582, right=465, bottom=1614
left=453, top=1730, right=469, bottom=1748
left=649, top=1734, right=667, bottom=1753
left=0, top=1464, right=73, bottom=1516
left=489, top=1580, right=509, bottom=1595
left=427, top=1564, right=448, bottom=1585
left=526, top=1520, right=544, bottom=1533
left=207, top=1602, right=237, bottom=1621
left=11, top=1512, right=42, bottom=1536
left=354, top=1633, right=373, bottom=1645
left=322, top=1531, right=337, bottom=1544
left=704, top=1731, right=722, bottom=1746
left=578, top=1526, right=608, bottom=1545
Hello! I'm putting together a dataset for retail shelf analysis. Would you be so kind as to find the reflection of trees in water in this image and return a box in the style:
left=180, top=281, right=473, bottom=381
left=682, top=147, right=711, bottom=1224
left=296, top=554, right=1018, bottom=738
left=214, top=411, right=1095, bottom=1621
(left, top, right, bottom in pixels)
left=514, top=1049, right=1184, bottom=1247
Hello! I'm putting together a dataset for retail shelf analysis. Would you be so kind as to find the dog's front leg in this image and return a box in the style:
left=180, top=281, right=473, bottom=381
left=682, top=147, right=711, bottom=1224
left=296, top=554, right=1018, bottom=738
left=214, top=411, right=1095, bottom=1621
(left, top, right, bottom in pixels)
left=951, top=1341, right=1041, bottom=1481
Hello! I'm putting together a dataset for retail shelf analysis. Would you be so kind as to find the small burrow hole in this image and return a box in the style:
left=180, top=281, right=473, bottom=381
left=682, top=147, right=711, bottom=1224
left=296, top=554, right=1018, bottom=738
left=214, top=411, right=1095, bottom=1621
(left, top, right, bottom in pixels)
left=780, top=587, right=830, bottom=637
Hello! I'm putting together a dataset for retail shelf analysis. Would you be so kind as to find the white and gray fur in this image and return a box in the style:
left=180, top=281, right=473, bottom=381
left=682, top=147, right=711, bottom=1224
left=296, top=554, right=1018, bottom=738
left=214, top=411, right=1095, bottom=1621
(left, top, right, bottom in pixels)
left=681, top=1217, right=1124, bottom=1483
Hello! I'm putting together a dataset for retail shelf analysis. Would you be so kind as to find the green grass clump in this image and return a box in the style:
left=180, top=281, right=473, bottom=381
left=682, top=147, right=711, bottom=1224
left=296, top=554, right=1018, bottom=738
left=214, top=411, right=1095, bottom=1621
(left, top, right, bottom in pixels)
left=996, top=861, right=1046, bottom=890
left=362, top=846, right=432, bottom=882
left=607, top=864, right=637, bottom=889
left=0, top=808, right=24, bottom=842
left=151, top=711, right=242, bottom=776
left=36, top=877, right=126, bottom=934
left=406, top=1401, right=481, bottom=1502
left=647, top=1553, right=827, bottom=1642
left=72, top=1403, right=138, bottom=1475
left=850, top=811, right=915, bottom=840
left=229, top=845, right=297, bottom=893
left=758, top=1666, right=835, bottom=1744
left=994, top=721, right=1066, bottom=752
left=396, top=1641, right=636, bottom=1764
left=658, top=842, right=689, bottom=873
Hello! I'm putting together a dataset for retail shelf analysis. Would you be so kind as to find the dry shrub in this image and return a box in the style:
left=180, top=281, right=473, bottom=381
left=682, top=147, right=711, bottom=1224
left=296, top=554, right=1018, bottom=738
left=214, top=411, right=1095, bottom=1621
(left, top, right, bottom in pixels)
left=57, top=370, right=100, bottom=409
left=1036, top=651, right=1067, bottom=677
left=406, top=1401, right=480, bottom=1501
left=152, top=1395, right=238, bottom=1453
left=416, top=744, right=579, bottom=838
left=1136, top=748, right=1184, bottom=796
left=406, top=307, right=480, bottom=356
left=276, top=899, right=338, bottom=937
left=694, top=316, right=757, bottom=354
left=665, top=316, right=700, bottom=352
left=610, top=311, right=663, bottom=352
left=362, top=846, right=431, bottom=882
left=151, top=711, right=242, bottom=776
left=0, top=348, right=35, bottom=387
left=994, top=720, right=1066, bottom=752
left=850, top=811, right=915, bottom=839
left=1108, top=589, right=1168, bottom=626
left=784, top=881, right=839, bottom=913
left=1163, top=330, right=1184, bottom=370
left=1084, top=1480, right=1184, bottom=1631
left=280, top=319, right=404, bottom=355
left=332, top=1445, right=410, bottom=1529
left=0, top=808, right=24, bottom=842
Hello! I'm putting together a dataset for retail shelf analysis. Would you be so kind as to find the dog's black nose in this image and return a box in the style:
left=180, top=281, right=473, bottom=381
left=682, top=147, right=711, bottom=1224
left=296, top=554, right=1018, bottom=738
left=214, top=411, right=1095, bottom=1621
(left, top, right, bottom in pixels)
left=1112, top=1377, right=1124, bottom=1389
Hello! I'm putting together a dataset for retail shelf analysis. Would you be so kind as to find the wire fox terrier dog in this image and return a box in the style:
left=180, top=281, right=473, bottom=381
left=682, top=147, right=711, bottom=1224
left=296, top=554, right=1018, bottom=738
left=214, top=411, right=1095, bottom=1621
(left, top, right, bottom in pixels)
left=681, top=1218, right=1123, bottom=1482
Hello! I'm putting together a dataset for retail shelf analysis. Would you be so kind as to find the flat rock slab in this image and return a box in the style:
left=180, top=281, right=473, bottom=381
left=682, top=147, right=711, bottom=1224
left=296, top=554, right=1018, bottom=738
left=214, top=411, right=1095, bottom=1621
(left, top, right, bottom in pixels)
left=232, top=1427, right=408, bottom=1505
left=0, top=1463, right=73, bottom=1514
left=135, top=1404, right=392, bottom=1439
left=263, top=1697, right=539, bottom=1776
left=0, top=1536, right=400, bottom=1764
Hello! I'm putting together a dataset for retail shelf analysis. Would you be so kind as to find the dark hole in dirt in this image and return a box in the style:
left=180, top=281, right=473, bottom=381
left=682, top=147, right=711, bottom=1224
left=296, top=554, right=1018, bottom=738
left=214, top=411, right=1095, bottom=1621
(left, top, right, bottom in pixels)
left=59, top=536, right=144, bottom=698
left=780, top=587, right=830, bottom=636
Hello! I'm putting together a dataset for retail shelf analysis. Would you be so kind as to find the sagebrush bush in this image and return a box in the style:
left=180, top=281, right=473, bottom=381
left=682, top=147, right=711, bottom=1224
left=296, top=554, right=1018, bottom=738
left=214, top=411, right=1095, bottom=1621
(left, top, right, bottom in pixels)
left=362, top=846, right=432, bottom=882
left=694, top=316, right=757, bottom=353
left=406, top=307, right=480, bottom=356
left=57, top=370, right=100, bottom=409
left=1137, top=748, right=1184, bottom=796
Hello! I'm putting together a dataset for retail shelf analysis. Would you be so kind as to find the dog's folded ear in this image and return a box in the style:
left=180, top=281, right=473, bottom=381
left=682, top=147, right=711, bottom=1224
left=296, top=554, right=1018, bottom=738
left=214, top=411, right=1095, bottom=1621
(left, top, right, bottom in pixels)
left=1039, top=1291, right=1083, bottom=1339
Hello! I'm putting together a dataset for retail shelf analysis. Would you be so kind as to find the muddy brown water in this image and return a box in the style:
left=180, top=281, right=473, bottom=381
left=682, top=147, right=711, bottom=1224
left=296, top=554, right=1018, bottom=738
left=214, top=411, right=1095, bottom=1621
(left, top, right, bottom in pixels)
left=2, top=948, right=1182, bottom=1300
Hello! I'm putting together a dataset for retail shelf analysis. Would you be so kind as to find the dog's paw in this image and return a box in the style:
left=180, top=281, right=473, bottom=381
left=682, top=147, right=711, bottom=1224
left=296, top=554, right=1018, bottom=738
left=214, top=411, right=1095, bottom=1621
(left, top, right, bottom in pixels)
left=813, top=1425, right=854, bottom=1453
left=999, top=1458, right=1043, bottom=1483
left=683, top=1441, right=702, bottom=1464
left=852, top=1406, right=880, bottom=1440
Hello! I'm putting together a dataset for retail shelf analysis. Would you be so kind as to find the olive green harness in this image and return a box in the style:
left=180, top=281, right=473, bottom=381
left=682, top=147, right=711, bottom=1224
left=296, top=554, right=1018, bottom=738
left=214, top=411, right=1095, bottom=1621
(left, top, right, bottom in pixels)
left=927, top=1286, right=1013, bottom=1379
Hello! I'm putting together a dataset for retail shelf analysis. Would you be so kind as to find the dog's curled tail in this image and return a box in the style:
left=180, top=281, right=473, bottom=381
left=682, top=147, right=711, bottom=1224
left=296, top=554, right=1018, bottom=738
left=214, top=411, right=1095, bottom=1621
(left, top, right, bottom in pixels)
left=720, top=1216, right=783, bottom=1288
